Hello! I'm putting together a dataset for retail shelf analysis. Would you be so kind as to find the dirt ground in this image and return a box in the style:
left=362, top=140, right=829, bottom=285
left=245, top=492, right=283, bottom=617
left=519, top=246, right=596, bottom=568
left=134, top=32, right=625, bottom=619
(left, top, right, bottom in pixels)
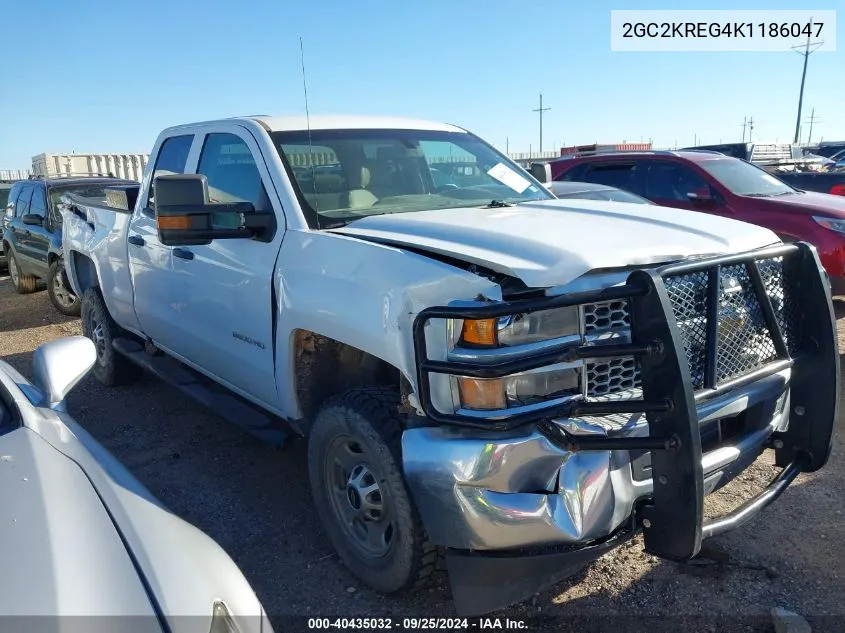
left=1, top=274, right=843, bottom=632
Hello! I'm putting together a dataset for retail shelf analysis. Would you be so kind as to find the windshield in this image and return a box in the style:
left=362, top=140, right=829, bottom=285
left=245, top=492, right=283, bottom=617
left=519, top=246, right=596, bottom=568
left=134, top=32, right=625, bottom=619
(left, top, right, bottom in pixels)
left=699, top=158, right=796, bottom=197
left=270, top=129, right=552, bottom=227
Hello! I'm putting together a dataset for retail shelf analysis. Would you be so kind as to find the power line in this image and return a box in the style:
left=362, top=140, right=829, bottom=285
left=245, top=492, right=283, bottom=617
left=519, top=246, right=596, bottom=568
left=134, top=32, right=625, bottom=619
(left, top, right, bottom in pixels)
left=804, top=108, right=821, bottom=144
left=792, top=21, right=824, bottom=144
left=532, top=94, right=551, bottom=154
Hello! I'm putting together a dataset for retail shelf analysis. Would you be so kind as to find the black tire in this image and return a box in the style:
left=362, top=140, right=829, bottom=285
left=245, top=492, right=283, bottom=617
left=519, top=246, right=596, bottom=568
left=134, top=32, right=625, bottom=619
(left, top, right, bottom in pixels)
left=47, top=260, right=81, bottom=316
left=308, top=387, right=438, bottom=594
left=81, top=288, right=141, bottom=386
left=8, top=251, right=38, bottom=294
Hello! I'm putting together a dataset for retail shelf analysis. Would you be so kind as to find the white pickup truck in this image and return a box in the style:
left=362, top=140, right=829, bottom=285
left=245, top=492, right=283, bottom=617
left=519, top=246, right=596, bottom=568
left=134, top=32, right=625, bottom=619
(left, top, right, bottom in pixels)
left=62, top=115, right=839, bottom=615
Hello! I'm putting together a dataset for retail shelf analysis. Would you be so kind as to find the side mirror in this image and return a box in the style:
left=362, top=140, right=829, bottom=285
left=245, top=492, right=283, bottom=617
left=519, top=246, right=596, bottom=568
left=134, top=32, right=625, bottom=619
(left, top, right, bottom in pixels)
left=530, top=162, right=553, bottom=184
left=32, top=336, right=96, bottom=408
left=22, top=213, right=43, bottom=226
left=687, top=187, right=714, bottom=202
left=154, top=174, right=275, bottom=246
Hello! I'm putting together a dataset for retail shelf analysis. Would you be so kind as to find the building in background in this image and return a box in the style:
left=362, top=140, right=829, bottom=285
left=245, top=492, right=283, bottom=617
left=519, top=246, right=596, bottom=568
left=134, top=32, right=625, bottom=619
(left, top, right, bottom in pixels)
left=31, top=152, right=150, bottom=181
left=559, top=142, right=653, bottom=157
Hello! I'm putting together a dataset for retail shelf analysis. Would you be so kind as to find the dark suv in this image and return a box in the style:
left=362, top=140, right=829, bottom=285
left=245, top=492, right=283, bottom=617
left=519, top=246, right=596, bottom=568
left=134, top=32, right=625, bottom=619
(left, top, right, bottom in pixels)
left=2, top=175, right=137, bottom=315
left=0, top=183, right=11, bottom=267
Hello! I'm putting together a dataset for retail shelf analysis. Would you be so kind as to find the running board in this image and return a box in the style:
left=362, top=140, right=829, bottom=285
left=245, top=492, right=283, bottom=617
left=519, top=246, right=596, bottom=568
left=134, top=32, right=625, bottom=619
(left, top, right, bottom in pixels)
left=112, top=338, right=289, bottom=447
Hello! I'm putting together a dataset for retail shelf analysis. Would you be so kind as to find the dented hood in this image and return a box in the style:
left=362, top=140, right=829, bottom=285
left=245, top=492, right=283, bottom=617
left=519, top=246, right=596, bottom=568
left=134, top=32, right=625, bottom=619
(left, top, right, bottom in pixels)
left=333, top=199, right=781, bottom=288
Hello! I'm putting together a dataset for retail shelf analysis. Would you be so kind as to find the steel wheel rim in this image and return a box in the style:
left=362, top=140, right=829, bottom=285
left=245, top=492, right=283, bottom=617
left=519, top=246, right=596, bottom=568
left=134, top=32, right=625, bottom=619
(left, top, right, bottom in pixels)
left=52, top=268, right=77, bottom=307
left=324, top=435, right=395, bottom=558
left=87, top=312, right=107, bottom=366
left=9, top=257, right=19, bottom=286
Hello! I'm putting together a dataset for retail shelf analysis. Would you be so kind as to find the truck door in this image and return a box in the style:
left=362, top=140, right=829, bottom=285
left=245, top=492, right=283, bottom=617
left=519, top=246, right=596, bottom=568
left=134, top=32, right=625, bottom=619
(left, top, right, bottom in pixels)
left=161, top=126, right=285, bottom=408
left=126, top=134, right=194, bottom=346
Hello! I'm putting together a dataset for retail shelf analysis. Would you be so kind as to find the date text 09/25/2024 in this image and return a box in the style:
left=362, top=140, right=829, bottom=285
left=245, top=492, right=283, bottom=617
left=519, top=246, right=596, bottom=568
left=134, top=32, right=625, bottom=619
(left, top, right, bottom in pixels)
left=307, top=617, right=528, bottom=630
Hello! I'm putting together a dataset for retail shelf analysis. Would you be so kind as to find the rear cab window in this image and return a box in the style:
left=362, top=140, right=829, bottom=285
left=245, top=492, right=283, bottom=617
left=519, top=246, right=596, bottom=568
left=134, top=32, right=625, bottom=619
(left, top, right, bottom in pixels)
left=147, top=135, right=194, bottom=211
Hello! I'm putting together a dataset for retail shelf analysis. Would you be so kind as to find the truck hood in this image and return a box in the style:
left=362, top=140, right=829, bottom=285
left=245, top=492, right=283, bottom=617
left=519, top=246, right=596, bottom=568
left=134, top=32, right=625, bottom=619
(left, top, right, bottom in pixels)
left=333, top=199, right=779, bottom=287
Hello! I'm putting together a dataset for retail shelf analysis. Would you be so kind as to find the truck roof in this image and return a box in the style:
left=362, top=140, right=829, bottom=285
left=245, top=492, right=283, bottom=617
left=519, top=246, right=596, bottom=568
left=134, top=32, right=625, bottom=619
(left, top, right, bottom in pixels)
left=244, top=114, right=466, bottom=133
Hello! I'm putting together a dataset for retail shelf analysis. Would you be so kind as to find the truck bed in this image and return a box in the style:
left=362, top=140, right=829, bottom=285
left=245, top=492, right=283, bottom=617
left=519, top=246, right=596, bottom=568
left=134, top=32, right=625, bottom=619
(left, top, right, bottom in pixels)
left=61, top=187, right=142, bottom=332
left=772, top=171, right=845, bottom=196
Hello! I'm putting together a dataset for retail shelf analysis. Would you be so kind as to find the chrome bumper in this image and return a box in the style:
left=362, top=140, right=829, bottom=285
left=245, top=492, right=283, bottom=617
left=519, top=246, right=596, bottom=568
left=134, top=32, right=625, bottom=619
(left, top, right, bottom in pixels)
left=402, top=369, right=791, bottom=552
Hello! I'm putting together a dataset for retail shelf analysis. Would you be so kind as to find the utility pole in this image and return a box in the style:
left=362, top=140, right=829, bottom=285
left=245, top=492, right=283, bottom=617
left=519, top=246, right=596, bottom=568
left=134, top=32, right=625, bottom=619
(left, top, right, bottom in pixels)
left=804, top=108, right=820, bottom=144
left=532, top=94, right=551, bottom=154
left=748, top=117, right=754, bottom=143
left=741, top=116, right=748, bottom=142
left=506, top=137, right=509, bottom=154
left=792, top=23, right=824, bottom=143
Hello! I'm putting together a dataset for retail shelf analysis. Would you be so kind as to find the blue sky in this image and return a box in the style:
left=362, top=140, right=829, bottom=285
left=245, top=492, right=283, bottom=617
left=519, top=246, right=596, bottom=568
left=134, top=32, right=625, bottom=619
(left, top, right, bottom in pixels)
left=0, top=0, right=842, bottom=168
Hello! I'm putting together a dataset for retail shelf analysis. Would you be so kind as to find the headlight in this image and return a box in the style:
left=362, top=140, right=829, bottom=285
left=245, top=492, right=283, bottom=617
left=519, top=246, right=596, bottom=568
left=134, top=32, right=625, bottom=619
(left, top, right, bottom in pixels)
left=454, top=364, right=582, bottom=411
left=813, top=216, right=845, bottom=234
left=456, top=306, right=580, bottom=348
left=209, top=601, right=240, bottom=633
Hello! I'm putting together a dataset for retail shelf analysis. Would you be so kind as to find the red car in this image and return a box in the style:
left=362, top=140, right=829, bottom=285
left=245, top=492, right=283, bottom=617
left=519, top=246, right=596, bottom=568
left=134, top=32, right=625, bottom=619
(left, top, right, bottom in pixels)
left=550, top=151, right=845, bottom=293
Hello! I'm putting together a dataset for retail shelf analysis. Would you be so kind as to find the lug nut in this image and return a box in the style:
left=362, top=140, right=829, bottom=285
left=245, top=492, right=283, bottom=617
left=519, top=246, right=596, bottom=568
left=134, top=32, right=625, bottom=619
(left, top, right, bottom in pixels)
left=658, top=475, right=668, bottom=485
left=643, top=519, right=652, bottom=528
left=794, top=406, right=806, bottom=416
left=773, top=439, right=784, bottom=449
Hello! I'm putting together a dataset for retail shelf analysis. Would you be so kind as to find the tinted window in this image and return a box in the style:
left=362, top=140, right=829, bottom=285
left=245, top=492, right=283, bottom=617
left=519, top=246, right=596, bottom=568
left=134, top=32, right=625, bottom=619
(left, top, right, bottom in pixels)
left=646, top=162, right=709, bottom=201
left=148, top=135, right=193, bottom=209
left=556, top=162, right=590, bottom=182
left=29, top=187, right=47, bottom=217
left=584, top=163, right=648, bottom=196
left=0, top=189, right=9, bottom=212
left=14, top=185, right=33, bottom=218
left=197, top=133, right=268, bottom=211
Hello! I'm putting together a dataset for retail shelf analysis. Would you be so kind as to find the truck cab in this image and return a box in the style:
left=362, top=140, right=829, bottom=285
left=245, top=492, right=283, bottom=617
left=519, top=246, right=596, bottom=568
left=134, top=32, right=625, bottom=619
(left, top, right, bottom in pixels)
left=62, top=115, right=839, bottom=616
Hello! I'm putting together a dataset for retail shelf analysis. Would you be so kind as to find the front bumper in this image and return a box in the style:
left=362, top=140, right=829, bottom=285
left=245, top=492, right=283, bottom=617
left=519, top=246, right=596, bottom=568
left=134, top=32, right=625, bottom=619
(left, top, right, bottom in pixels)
left=405, top=242, right=839, bottom=615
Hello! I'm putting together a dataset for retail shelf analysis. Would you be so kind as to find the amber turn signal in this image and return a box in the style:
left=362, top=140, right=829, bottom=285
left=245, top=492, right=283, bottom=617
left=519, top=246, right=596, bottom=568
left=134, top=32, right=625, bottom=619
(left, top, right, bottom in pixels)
left=157, top=215, right=192, bottom=230
left=461, top=318, right=498, bottom=347
left=457, top=377, right=506, bottom=410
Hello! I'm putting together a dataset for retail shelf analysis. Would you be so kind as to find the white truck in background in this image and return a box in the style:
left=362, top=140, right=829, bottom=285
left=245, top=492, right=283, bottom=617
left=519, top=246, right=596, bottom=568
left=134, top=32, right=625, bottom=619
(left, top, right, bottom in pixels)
left=62, top=115, right=839, bottom=615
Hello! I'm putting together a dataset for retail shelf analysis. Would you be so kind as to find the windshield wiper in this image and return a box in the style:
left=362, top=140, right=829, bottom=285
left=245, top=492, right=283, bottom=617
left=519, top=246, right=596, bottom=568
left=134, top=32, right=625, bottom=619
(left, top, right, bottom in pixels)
left=485, top=199, right=515, bottom=208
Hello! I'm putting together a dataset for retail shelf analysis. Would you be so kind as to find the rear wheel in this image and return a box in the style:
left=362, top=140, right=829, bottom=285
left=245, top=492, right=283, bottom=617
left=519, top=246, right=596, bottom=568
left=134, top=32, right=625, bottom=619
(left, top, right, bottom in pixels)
left=308, top=387, right=437, bottom=594
left=81, top=288, right=141, bottom=386
left=47, top=260, right=81, bottom=316
left=8, top=252, right=37, bottom=294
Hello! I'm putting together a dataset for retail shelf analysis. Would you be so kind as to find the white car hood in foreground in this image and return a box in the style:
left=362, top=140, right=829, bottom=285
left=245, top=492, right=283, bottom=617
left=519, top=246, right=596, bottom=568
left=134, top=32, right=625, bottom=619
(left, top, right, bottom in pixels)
left=334, top=199, right=780, bottom=287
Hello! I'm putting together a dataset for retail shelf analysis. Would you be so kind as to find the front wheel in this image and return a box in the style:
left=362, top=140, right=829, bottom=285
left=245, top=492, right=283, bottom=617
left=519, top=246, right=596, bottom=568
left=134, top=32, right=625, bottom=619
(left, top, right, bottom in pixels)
left=47, top=260, right=81, bottom=316
left=308, top=387, right=438, bottom=594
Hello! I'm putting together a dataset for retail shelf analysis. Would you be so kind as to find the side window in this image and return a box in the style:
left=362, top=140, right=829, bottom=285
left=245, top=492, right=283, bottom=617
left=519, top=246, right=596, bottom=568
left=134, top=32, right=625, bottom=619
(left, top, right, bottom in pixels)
left=584, top=162, right=650, bottom=196
left=14, top=185, right=33, bottom=218
left=29, top=187, right=47, bottom=218
left=147, top=135, right=193, bottom=210
left=646, top=161, right=709, bottom=202
left=557, top=162, right=590, bottom=182
left=197, top=133, right=269, bottom=211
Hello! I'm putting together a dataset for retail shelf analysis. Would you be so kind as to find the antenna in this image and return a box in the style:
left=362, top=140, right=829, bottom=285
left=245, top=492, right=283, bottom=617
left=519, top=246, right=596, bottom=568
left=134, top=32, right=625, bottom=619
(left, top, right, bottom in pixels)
left=299, top=37, right=319, bottom=211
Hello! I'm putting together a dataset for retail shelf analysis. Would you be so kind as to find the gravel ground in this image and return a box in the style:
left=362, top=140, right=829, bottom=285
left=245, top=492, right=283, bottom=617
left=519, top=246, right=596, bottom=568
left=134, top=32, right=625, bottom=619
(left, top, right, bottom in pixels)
left=1, top=274, right=843, bottom=632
